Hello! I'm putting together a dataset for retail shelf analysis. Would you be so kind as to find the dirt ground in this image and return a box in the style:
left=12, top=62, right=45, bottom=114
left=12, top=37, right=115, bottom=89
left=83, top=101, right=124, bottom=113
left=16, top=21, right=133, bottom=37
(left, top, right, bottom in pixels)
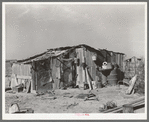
left=5, top=85, right=145, bottom=113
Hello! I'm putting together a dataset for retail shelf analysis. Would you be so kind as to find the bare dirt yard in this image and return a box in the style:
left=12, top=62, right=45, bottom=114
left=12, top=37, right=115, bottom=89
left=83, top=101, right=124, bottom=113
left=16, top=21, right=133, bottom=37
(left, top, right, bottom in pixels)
left=5, top=85, right=145, bottom=113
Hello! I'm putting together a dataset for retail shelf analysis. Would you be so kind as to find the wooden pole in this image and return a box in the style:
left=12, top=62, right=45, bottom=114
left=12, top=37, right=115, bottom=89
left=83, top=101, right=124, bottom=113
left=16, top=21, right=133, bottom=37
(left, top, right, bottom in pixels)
left=82, top=48, right=86, bottom=85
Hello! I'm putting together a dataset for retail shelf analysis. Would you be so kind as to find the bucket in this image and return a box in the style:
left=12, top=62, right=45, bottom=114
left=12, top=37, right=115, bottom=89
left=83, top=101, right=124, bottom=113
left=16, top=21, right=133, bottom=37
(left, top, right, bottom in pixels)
left=106, top=63, right=113, bottom=70
left=102, top=62, right=107, bottom=69
left=102, top=62, right=113, bottom=70
left=123, top=104, right=134, bottom=113
left=107, top=68, right=118, bottom=86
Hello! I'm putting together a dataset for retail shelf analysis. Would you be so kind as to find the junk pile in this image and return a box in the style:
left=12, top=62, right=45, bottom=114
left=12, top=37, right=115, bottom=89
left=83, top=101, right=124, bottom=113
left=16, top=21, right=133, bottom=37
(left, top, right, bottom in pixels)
left=5, top=74, right=32, bottom=93
left=134, top=62, right=145, bottom=94
left=125, top=75, right=137, bottom=95
left=102, top=96, right=145, bottom=113
left=67, top=102, right=78, bottom=109
left=124, top=57, right=145, bottom=95
left=9, top=103, right=34, bottom=114
left=76, top=91, right=99, bottom=101
left=84, top=92, right=99, bottom=101
left=99, top=101, right=117, bottom=112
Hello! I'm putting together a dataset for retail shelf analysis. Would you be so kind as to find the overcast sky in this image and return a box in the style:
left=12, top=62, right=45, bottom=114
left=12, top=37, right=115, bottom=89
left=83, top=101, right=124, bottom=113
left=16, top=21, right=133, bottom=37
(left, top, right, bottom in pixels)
left=5, top=3, right=146, bottom=60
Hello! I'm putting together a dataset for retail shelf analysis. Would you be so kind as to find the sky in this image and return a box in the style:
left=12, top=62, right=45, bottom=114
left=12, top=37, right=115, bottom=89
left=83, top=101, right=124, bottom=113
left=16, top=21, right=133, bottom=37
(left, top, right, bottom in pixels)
left=5, top=3, right=146, bottom=60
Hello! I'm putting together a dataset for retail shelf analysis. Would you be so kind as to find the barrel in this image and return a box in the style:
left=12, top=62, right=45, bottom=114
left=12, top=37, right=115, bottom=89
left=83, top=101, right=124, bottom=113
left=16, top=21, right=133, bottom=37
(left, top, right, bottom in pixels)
left=101, top=71, right=107, bottom=85
left=107, top=67, right=118, bottom=86
left=96, top=82, right=102, bottom=88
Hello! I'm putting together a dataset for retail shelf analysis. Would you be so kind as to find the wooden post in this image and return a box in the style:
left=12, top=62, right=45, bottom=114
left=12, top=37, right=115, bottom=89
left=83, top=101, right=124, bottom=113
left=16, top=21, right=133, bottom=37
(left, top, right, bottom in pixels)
left=126, top=74, right=137, bottom=94
left=85, top=68, right=91, bottom=90
left=82, top=48, right=86, bottom=84
left=135, top=57, right=136, bottom=74
left=76, top=53, right=80, bottom=86
left=36, top=71, right=37, bottom=91
left=123, top=104, right=134, bottom=113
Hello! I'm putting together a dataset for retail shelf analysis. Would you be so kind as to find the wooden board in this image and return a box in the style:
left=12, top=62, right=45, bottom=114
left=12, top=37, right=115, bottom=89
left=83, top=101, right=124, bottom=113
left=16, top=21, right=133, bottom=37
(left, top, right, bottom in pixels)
left=16, top=75, right=32, bottom=79
left=126, top=75, right=137, bottom=94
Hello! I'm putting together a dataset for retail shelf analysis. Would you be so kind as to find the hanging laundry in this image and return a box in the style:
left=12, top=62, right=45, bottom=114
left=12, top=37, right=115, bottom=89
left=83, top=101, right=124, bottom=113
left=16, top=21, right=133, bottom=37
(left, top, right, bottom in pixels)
left=11, top=74, right=18, bottom=89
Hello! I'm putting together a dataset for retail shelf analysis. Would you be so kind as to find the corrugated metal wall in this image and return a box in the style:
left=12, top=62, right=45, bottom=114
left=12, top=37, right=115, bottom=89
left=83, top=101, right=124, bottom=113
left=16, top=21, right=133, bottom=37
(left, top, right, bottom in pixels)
left=115, top=53, right=124, bottom=71
left=124, top=57, right=142, bottom=79
left=76, top=47, right=103, bottom=86
left=76, top=48, right=84, bottom=87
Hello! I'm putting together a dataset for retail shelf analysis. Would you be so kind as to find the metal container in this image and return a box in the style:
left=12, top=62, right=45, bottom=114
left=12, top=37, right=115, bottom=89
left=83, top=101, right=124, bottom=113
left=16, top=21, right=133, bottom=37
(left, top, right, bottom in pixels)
left=107, top=67, right=118, bottom=86
left=101, top=71, right=107, bottom=85
left=102, top=62, right=113, bottom=70
left=96, top=82, right=102, bottom=88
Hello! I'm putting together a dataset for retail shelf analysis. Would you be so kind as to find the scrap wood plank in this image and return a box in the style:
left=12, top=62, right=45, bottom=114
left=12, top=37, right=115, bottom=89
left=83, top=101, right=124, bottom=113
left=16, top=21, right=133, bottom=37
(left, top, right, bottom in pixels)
left=112, top=100, right=145, bottom=113
left=85, top=68, right=93, bottom=90
left=17, top=75, right=32, bottom=79
left=103, top=96, right=145, bottom=113
left=126, top=75, right=137, bottom=95
left=103, top=100, right=144, bottom=113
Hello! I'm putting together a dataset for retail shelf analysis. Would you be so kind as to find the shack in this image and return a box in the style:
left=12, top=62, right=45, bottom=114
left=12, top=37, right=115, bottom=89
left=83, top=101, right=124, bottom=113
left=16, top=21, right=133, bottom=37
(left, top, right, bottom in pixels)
left=124, top=56, right=143, bottom=79
left=11, top=44, right=125, bottom=93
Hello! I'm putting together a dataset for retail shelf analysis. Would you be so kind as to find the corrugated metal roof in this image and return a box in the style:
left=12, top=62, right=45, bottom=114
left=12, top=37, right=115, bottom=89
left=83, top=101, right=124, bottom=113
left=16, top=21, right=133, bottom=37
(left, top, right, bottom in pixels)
left=20, top=50, right=68, bottom=64
left=17, top=44, right=125, bottom=63
left=100, top=49, right=125, bottom=55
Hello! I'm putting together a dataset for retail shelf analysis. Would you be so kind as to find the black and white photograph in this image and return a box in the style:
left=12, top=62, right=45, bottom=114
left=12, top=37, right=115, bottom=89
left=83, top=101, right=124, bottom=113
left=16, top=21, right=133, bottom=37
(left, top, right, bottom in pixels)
left=2, top=2, right=147, bottom=120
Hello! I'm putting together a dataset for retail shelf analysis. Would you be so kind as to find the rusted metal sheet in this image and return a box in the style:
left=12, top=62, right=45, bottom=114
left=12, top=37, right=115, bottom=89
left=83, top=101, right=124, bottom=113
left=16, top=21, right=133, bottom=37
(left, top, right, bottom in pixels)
left=31, top=61, right=36, bottom=91
left=76, top=48, right=84, bottom=87
left=100, top=50, right=106, bottom=61
left=111, top=51, right=115, bottom=63
left=88, top=51, right=93, bottom=80
left=115, top=53, right=118, bottom=65
left=91, top=52, right=96, bottom=81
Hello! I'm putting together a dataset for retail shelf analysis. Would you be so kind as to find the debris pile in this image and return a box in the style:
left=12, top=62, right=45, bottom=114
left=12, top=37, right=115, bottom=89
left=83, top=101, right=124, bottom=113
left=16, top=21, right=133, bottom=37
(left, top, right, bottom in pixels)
left=9, top=103, right=34, bottom=114
left=134, top=62, right=145, bottom=94
left=99, top=101, right=117, bottom=112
